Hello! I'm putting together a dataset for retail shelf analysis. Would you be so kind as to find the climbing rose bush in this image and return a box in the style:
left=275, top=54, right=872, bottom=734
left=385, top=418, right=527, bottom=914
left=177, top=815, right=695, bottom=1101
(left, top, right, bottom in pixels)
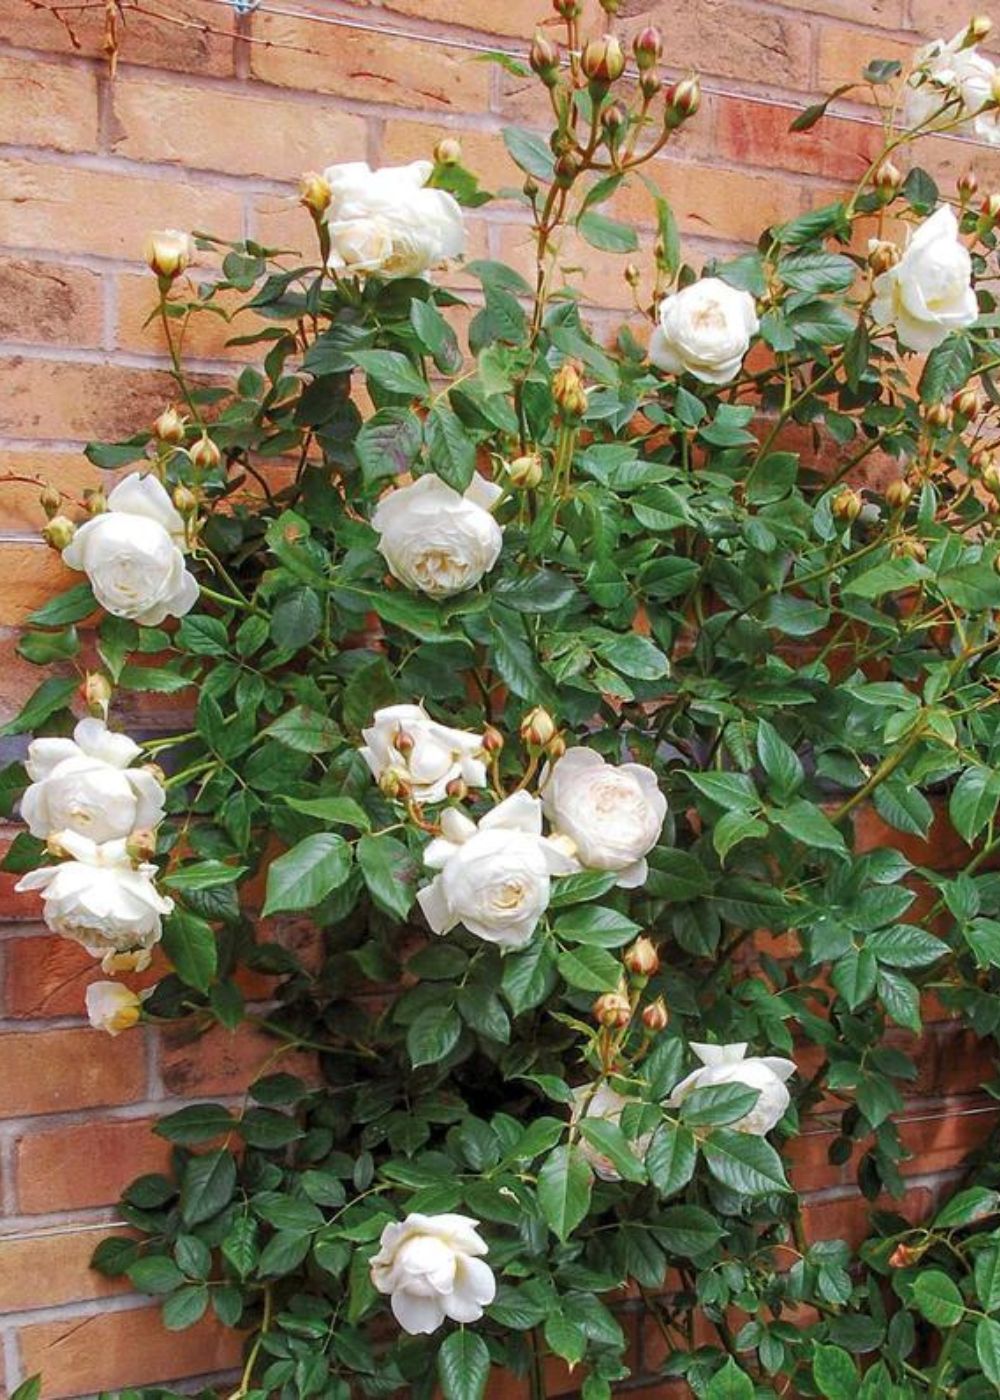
left=11, top=7, right=1000, bottom=1399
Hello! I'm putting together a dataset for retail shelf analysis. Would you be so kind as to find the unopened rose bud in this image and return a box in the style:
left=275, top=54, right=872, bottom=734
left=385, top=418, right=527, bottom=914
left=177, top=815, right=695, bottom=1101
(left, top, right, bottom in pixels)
left=552, top=361, right=588, bottom=417
left=958, top=169, right=980, bottom=201
left=885, top=478, right=913, bottom=510
left=888, top=1242, right=923, bottom=1269
left=379, top=767, right=411, bottom=800
left=593, top=990, right=632, bottom=1028
left=434, top=136, right=462, bottom=166
left=965, top=14, right=993, bottom=46
left=665, top=76, right=700, bottom=128
left=554, top=151, right=581, bottom=189
left=983, top=193, right=1000, bottom=223
left=172, top=484, right=198, bottom=516
left=868, top=239, right=899, bottom=275
left=639, top=71, right=662, bottom=100
left=394, top=728, right=416, bottom=756
left=633, top=25, right=662, bottom=71
left=42, top=515, right=76, bottom=551
left=624, top=262, right=641, bottom=287
left=445, top=777, right=468, bottom=801
left=924, top=402, right=951, bottom=430
left=154, top=406, right=187, bottom=444
left=641, top=996, right=669, bottom=1033
left=85, top=488, right=107, bottom=516
left=529, top=30, right=560, bottom=84
left=983, top=461, right=1000, bottom=496
left=39, top=484, right=62, bottom=519
left=299, top=171, right=332, bottom=215
left=553, top=0, right=581, bottom=16
left=80, top=671, right=112, bottom=716
left=875, top=159, right=903, bottom=198
left=507, top=454, right=544, bottom=489
left=482, top=725, right=504, bottom=754
left=581, top=34, right=626, bottom=85
left=126, top=828, right=157, bottom=863
left=831, top=487, right=862, bottom=523
left=602, top=102, right=627, bottom=134
left=141, top=762, right=167, bottom=788
left=599, top=0, right=620, bottom=14
left=894, top=537, right=928, bottom=562
left=521, top=706, right=557, bottom=748
left=523, top=175, right=540, bottom=201
left=143, top=229, right=194, bottom=281
left=624, top=936, right=660, bottom=979
left=953, top=387, right=982, bottom=419
left=547, top=734, right=567, bottom=761
left=189, top=433, right=221, bottom=472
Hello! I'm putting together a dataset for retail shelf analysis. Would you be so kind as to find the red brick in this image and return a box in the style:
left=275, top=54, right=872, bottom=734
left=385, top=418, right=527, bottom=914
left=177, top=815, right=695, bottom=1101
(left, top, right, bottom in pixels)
left=803, top=1185, right=933, bottom=1248
left=615, top=2, right=812, bottom=87
left=0, top=1027, right=147, bottom=1116
left=815, top=26, right=915, bottom=103
left=0, top=357, right=178, bottom=442
left=18, top=1305, right=245, bottom=1400
left=0, top=258, right=103, bottom=348
left=0, top=1227, right=132, bottom=1312
left=15, top=1115, right=171, bottom=1213
left=0, top=0, right=235, bottom=76
left=160, top=1021, right=317, bottom=1099
left=715, top=97, right=882, bottom=185
left=3, top=934, right=165, bottom=1019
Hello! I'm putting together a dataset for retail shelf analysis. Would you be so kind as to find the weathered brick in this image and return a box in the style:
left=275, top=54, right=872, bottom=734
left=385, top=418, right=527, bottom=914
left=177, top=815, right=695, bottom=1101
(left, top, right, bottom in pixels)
left=160, top=1021, right=317, bottom=1099
left=115, top=273, right=264, bottom=362
left=715, top=96, right=883, bottom=185
left=816, top=25, right=914, bottom=102
left=0, top=449, right=101, bottom=532
left=615, top=1, right=812, bottom=87
left=384, top=0, right=600, bottom=38
left=0, top=52, right=99, bottom=151
left=0, top=1227, right=132, bottom=1312
left=769, top=0, right=904, bottom=24
left=0, top=0, right=235, bottom=76
left=18, top=1305, right=245, bottom=1400
left=499, top=222, right=636, bottom=311
left=0, top=160, right=243, bottom=261
left=249, top=8, right=490, bottom=111
left=0, top=539, right=79, bottom=625
left=0, top=257, right=103, bottom=348
left=803, top=1185, right=934, bottom=1247
left=3, top=933, right=164, bottom=1019
left=0, top=1027, right=147, bottom=1116
left=0, top=357, right=176, bottom=442
left=108, top=76, right=367, bottom=179
left=614, top=157, right=804, bottom=246
left=14, top=1115, right=171, bottom=1213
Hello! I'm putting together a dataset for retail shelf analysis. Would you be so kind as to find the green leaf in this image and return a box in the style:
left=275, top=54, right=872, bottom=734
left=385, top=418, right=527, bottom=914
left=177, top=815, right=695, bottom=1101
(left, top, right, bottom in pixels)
left=866, top=924, right=947, bottom=968
left=831, top=947, right=877, bottom=1010
left=162, top=1283, right=209, bottom=1330
left=950, top=766, right=1000, bottom=844
left=557, top=944, right=622, bottom=992
left=655, top=1204, right=724, bottom=1258
left=262, top=833, right=352, bottom=915
left=977, top=1318, right=1000, bottom=1390
left=356, top=408, right=423, bottom=485
left=161, top=907, right=217, bottom=993
left=406, top=1003, right=462, bottom=1067
left=577, top=211, right=639, bottom=253
left=813, top=1342, right=858, bottom=1400
left=646, top=1122, right=697, bottom=1197
left=0, top=677, right=77, bottom=736
left=283, top=795, right=370, bottom=830
left=756, top=718, right=803, bottom=802
left=702, top=1128, right=789, bottom=1195
left=912, top=1270, right=966, bottom=1328
left=578, top=1118, right=646, bottom=1183
left=844, top=557, right=929, bottom=598
left=537, top=1144, right=593, bottom=1241
left=502, top=939, right=557, bottom=1015
left=425, top=403, right=476, bottom=493
left=128, top=1254, right=185, bottom=1294
left=771, top=800, right=846, bottom=853
left=935, top=1187, right=1000, bottom=1231
left=10, top=1379, right=41, bottom=1400
left=27, top=581, right=95, bottom=625
left=553, top=904, right=641, bottom=947
left=357, top=833, right=417, bottom=920
left=545, top=1310, right=586, bottom=1366
left=264, top=705, right=339, bottom=754
left=919, top=334, right=974, bottom=405
left=180, top=1149, right=236, bottom=1226
left=680, top=1083, right=761, bottom=1128
left=438, top=1329, right=490, bottom=1400
left=688, top=771, right=760, bottom=812
left=354, top=349, right=428, bottom=399
left=155, top=1103, right=235, bottom=1144
left=596, top=633, right=669, bottom=680
left=705, top=1358, right=755, bottom=1400
left=501, top=126, right=554, bottom=180
left=17, top=625, right=80, bottom=664
left=271, top=586, right=323, bottom=651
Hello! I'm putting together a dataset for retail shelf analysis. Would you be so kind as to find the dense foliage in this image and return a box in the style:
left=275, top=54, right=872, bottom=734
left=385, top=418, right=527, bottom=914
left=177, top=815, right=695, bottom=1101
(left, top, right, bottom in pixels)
left=9, top=7, right=1000, bottom=1398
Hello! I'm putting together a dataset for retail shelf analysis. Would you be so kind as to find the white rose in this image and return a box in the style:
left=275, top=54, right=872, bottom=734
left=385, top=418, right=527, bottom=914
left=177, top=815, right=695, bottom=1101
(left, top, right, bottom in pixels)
left=322, top=160, right=466, bottom=280
left=370, top=1212, right=496, bottom=1335
left=360, top=703, right=487, bottom=804
left=668, top=1042, right=796, bottom=1136
left=571, top=1082, right=652, bottom=1182
left=85, top=980, right=144, bottom=1036
left=62, top=472, right=198, bottom=625
left=908, top=30, right=999, bottom=144
left=650, top=277, right=758, bottom=385
left=371, top=474, right=503, bottom=598
left=21, top=717, right=164, bottom=843
left=871, top=205, right=979, bottom=353
left=417, top=791, right=576, bottom=950
left=15, top=830, right=173, bottom=960
left=541, top=747, right=667, bottom=889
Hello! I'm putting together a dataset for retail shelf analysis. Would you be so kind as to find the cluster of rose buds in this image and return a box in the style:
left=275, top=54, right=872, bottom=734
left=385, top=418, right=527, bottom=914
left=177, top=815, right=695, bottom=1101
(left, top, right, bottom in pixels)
left=519, top=706, right=565, bottom=759
left=552, top=362, right=588, bottom=420
left=592, top=937, right=667, bottom=1047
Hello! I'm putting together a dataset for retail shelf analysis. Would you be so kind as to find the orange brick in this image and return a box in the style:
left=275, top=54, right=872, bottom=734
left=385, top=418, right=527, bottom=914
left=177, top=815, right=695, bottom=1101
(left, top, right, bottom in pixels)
left=383, top=0, right=600, bottom=38
left=853, top=798, right=971, bottom=870
left=499, top=223, right=635, bottom=311
left=0, top=1027, right=147, bottom=1115
left=160, top=1021, right=317, bottom=1099
left=18, top=1305, right=245, bottom=1400
left=0, top=160, right=243, bottom=261
left=0, top=0, right=235, bottom=76
left=803, top=1185, right=933, bottom=1248
left=0, top=52, right=99, bottom=151
left=0, top=258, right=103, bottom=348
left=0, top=450, right=101, bottom=532
left=816, top=26, right=915, bottom=103
left=107, top=76, right=367, bottom=179
left=249, top=7, right=490, bottom=111
left=15, top=1115, right=172, bottom=1213
left=0, top=1227, right=132, bottom=1312
left=0, top=539, right=82, bottom=624
left=115, top=273, right=265, bottom=362
left=615, top=3, right=811, bottom=87
left=0, top=357, right=177, bottom=442
left=715, top=96, right=883, bottom=185
left=770, top=0, right=903, bottom=22
left=615, top=157, right=804, bottom=246
left=3, top=934, right=166, bottom=1019
left=379, top=119, right=518, bottom=187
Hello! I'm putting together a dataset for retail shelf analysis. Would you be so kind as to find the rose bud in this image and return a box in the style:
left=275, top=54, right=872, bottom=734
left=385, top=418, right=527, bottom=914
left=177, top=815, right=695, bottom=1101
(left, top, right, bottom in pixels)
left=299, top=171, right=332, bottom=215
left=379, top=767, right=411, bottom=800
left=529, top=30, right=560, bottom=84
left=154, top=406, right=187, bottom=444
left=593, top=989, right=632, bottom=1028
left=599, top=0, right=620, bottom=14
left=172, top=484, right=198, bottom=516
left=39, top=484, right=62, bottom=519
left=520, top=706, right=557, bottom=748
left=482, top=725, right=504, bottom=754
left=553, top=0, right=581, bottom=16
left=507, top=454, right=544, bottom=489
left=602, top=102, right=627, bottom=135
left=633, top=25, right=663, bottom=71
left=983, top=461, right=1000, bottom=496
left=983, top=193, right=1000, bottom=223
left=190, top=433, right=222, bottom=472
left=894, top=537, right=928, bottom=562
left=874, top=159, right=903, bottom=198
left=641, top=996, right=669, bottom=1033
left=80, top=671, right=113, bottom=716
left=965, top=14, right=993, bottom=45
left=102, top=948, right=153, bottom=975
left=581, top=34, right=626, bottom=85
left=952, top=387, right=983, bottom=420
left=547, top=734, right=567, bottom=761
left=434, top=136, right=463, bottom=166
left=665, top=76, right=701, bottom=128
left=552, top=361, right=588, bottom=417
left=831, top=487, right=862, bottom=523
left=958, top=169, right=979, bottom=201
left=624, top=262, right=641, bottom=287
left=554, top=151, right=581, bottom=189
left=143, top=229, right=194, bottom=280
left=640, top=71, right=662, bottom=100
left=924, top=401, right=951, bottom=430
left=85, top=487, right=107, bottom=515
left=126, top=827, right=158, bottom=863
left=445, top=776, right=468, bottom=801
left=888, top=1242, right=923, bottom=1268
left=885, top=478, right=913, bottom=510
left=868, top=239, right=899, bottom=275
left=624, top=936, right=660, bottom=979
left=42, top=515, right=76, bottom=551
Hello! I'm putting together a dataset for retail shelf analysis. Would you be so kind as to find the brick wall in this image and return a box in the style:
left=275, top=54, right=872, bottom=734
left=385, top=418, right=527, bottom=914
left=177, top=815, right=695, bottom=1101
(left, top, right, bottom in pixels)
left=1, top=0, right=999, bottom=1394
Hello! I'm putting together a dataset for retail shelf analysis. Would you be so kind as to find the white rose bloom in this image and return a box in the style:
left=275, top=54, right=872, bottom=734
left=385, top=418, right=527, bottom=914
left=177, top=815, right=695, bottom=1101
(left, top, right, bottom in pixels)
left=15, top=830, right=173, bottom=960
left=649, top=277, right=759, bottom=385
left=85, top=980, right=144, bottom=1036
left=668, top=1042, right=796, bottom=1136
left=371, top=473, right=503, bottom=598
left=571, top=1082, right=652, bottom=1182
left=360, top=703, right=487, bottom=803
left=370, top=1212, right=496, bottom=1335
left=541, top=747, right=666, bottom=890
left=871, top=205, right=979, bottom=353
left=417, top=791, right=576, bottom=950
left=21, top=717, right=165, bottom=843
left=62, top=472, right=198, bottom=625
left=322, top=160, right=466, bottom=280
left=908, top=30, right=999, bottom=145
